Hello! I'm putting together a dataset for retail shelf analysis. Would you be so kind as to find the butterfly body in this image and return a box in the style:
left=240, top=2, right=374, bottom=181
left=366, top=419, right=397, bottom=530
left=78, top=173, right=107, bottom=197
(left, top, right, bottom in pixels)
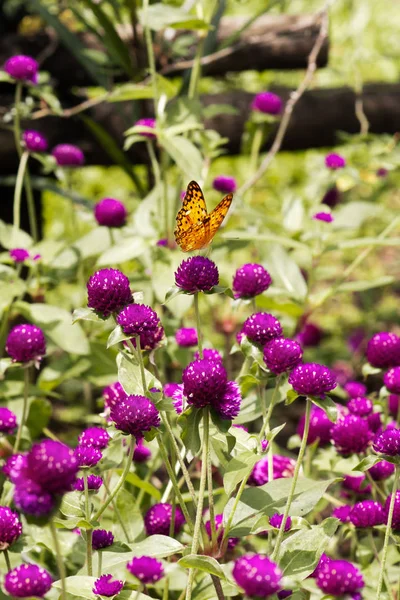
left=175, top=181, right=233, bottom=252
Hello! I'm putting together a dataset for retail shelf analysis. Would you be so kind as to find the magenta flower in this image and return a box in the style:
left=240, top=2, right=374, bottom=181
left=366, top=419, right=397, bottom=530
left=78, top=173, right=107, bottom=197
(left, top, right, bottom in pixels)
left=6, top=324, right=46, bottom=363
left=110, top=395, right=160, bottom=438
left=0, top=506, right=22, bottom=549
left=242, top=312, right=282, bottom=346
left=384, top=491, right=400, bottom=530
left=264, top=337, right=303, bottom=374
left=204, top=514, right=238, bottom=550
left=92, top=529, right=114, bottom=550
left=74, top=474, right=103, bottom=492
left=94, top=198, right=127, bottom=228
left=296, top=322, right=323, bottom=347
left=348, top=397, right=373, bottom=417
left=134, top=118, right=156, bottom=139
left=26, top=440, right=79, bottom=494
left=388, top=394, right=400, bottom=417
left=269, top=513, right=291, bottom=531
left=212, top=175, right=237, bottom=194
left=213, top=380, right=242, bottom=420
left=349, top=500, right=385, bottom=528
left=344, top=381, right=367, bottom=398
left=332, top=505, right=352, bottom=523
left=342, top=474, right=371, bottom=497
left=87, top=268, right=132, bottom=318
left=384, top=367, right=400, bottom=394
left=78, top=427, right=110, bottom=449
left=325, top=153, right=346, bottom=170
left=0, top=407, right=17, bottom=434
left=289, top=362, right=337, bottom=397
left=313, top=211, right=334, bottom=223
left=23, top=130, right=48, bottom=153
left=133, top=439, right=152, bottom=463
left=93, top=575, right=124, bottom=597
left=322, top=186, right=340, bottom=207
left=316, top=559, right=364, bottom=596
left=3, top=454, right=28, bottom=484
left=103, top=381, right=128, bottom=410
left=4, top=55, right=39, bottom=84
left=251, top=92, right=282, bottom=115
left=117, top=304, right=161, bottom=347
left=144, top=503, right=185, bottom=536
left=127, top=556, right=164, bottom=584
left=373, top=427, right=400, bottom=456
left=182, top=358, right=227, bottom=409
left=171, top=383, right=185, bottom=414
left=9, top=248, right=30, bottom=263
left=175, top=256, right=219, bottom=293
left=366, top=332, right=400, bottom=368
left=232, top=263, right=272, bottom=299
left=297, top=406, right=333, bottom=446
left=74, top=445, right=102, bottom=468
left=175, top=327, right=198, bottom=347
left=4, top=564, right=52, bottom=598
left=233, top=554, right=282, bottom=597
left=194, top=348, right=223, bottom=362
left=368, top=460, right=395, bottom=481
left=331, top=415, right=371, bottom=455
left=249, top=455, right=295, bottom=486
left=52, top=144, right=85, bottom=166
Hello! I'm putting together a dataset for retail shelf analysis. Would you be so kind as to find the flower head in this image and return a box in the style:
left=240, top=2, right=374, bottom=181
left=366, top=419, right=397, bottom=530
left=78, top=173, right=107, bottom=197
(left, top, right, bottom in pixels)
left=388, top=394, right=400, bottom=417
left=331, top=415, right=371, bottom=455
left=14, top=481, right=55, bottom=519
left=87, top=268, right=132, bottom=318
left=74, top=445, right=102, bottom=468
left=4, top=55, right=38, bottom=84
left=269, top=513, right=291, bottom=532
left=313, top=212, right=334, bottom=223
left=4, top=564, right=52, bottom=598
left=3, top=454, right=28, bottom=484
left=233, top=263, right=272, bottom=299
left=342, top=475, right=371, bottom=497
left=0, top=407, right=17, bottom=434
left=297, top=406, right=334, bottom=446
left=350, top=500, right=385, bottom=528
left=249, top=455, right=295, bottom=486
left=94, top=198, right=127, bottom=228
left=368, top=411, right=382, bottom=433
left=135, top=118, right=156, bottom=139
left=175, top=257, right=219, bottom=293
left=373, top=427, right=400, bottom=456
left=103, top=381, right=128, bottom=410
left=52, top=144, right=85, bottom=166
left=242, top=312, right=282, bottom=346
left=233, top=554, right=282, bottom=597
left=182, top=358, right=227, bottom=409
left=117, top=304, right=161, bottom=350
left=9, top=248, right=30, bottom=263
left=144, top=503, right=185, bottom=536
left=23, top=130, right=48, bottom=153
left=252, top=92, right=282, bottom=115
left=348, top=397, right=373, bottom=417
left=171, top=383, right=185, bottom=414
left=289, top=363, right=337, bottom=397
left=194, top=348, right=223, bottom=362
left=322, top=186, right=341, bottom=207
left=26, top=440, right=79, bottom=494
left=92, top=529, right=114, bottom=550
left=297, top=323, right=323, bottom=348
left=345, top=381, right=367, bottom=398
left=78, top=427, right=110, bottom=449
left=93, top=575, right=124, bottom=597
left=384, top=491, right=400, bottom=530
left=213, top=380, right=242, bottom=420
left=74, top=474, right=103, bottom=492
left=325, top=153, right=346, bottom=170
left=133, top=439, right=152, bottom=463
left=0, top=506, right=22, bottom=549
left=204, top=514, right=238, bottom=550
left=384, top=367, right=400, bottom=394
left=110, top=395, right=160, bottom=438
left=332, top=505, right=352, bottom=523
left=6, top=324, right=46, bottom=363
left=212, top=176, right=237, bottom=194
left=264, top=337, right=303, bottom=374
left=127, top=556, right=164, bottom=584
left=368, top=460, right=395, bottom=481
left=316, top=559, right=364, bottom=596
left=366, top=332, right=400, bottom=368
left=175, top=327, right=198, bottom=347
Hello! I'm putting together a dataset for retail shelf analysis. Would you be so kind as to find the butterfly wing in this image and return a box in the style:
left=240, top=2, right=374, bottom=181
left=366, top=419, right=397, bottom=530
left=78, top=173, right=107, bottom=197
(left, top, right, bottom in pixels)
left=175, top=181, right=209, bottom=252
left=204, top=193, right=233, bottom=245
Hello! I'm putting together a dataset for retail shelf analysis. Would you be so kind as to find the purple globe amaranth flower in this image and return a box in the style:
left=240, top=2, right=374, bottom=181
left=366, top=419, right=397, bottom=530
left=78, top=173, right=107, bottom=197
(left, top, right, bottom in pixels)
left=322, top=186, right=341, bottom=208
left=325, top=153, right=346, bottom=170
left=332, top=505, right=352, bottom=523
left=9, top=248, right=30, bottom=263
left=269, top=513, right=292, bottom=532
left=163, top=382, right=181, bottom=398
left=289, top=362, right=337, bottom=397
left=368, top=460, right=395, bottom=481
left=94, top=198, right=127, bottom=228
left=233, top=263, right=272, bottom=299
left=133, top=439, right=152, bottom=463
left=4, top=55, right=39, bottom=84
left=310, top=553, right=331, bottom=578
left=117, top=303, right=161, bottom=350
left=74, top=445, right=102, bottom=468
left=87, top=268, right=132, bottom=318
left=331, top=415, right=371, bottom=455
left=384, top=491, right=400, bottom=530
left=316, top=559, right=364, bottom=596
left=127, top=556, right=164, bottom=584
left=249, top=455, right=295, bottom=486
left=212, top=175, right=237, bottom=194
left=242, top=312, right=282, bottom=346
left=23, top=130, right=48, bottom=153
left=26, top=440, right=79, bottom=494
left=388, top=394, right=400, bottom=417
left=182, top=358, right=227, bottom=409
left=4, top=564, right=52, bottom=598
left=194, top=348, right=223, bottom=362
left=0, top=407, right=17, bottom=434
left=13, top=479, right=56, bottom=517
left=297, top=406, right=334, bottom=446
left=110, top=395, right=160, bottom=438
left=313, top=212, right=334, bottom=223
left=366, top=332, right=400, bottom=368
left=78, top=427, right=110, bottom=450
left=103, top=381, right=127, bottom=410
left=252, top=92, right=282, bottom=115
left=175, top=327, right=198, bottom=347
left=342, top=474, right=371, bottom=497
left=52, top=143, right=85, bottom=166
left=144, top=503, right=185, bottom=536
left=74, top=474, right=103, bottom=492
left=92, top=529, right=114, bottom=550
left=6, top=324, right=46, bottom=363
left=296, top=322, right=323, bottom=347
left=135, top=118, right=156, bottom=139
left=277, top=591, right=292, bottom=600
left=264, top=337, right=303, bottom=374
left=0, top=506, right=22, bottom=549
left=93, top=575, right=124, bottom=597
left=348, top=397, right=373, bottom=417
left=344, top=381, right=367, bottom=398
left=349, top=500, right=385, bottom=528
left=213, top=380, right=242, bottom=420
left=3, top=454, right=27, bottom=484
left=171, top=383, right=185, bottom=414
left=384, top=367, right=400, bottom=394
left=175, top=256, right=219, bottom=294
left=205, top=514, right=238, bottom=549
left=377, top=167, right=388, bottom=177
left=368, top=411, right=382, bottom=434
left=233, top=554, right=282, bottom=597
left=373, top=427, right=400, bottom=456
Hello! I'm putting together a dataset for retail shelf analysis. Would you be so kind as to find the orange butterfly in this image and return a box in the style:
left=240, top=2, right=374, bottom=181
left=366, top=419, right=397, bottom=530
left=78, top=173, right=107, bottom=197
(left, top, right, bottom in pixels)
left=174, top=181, right=233, bottom=252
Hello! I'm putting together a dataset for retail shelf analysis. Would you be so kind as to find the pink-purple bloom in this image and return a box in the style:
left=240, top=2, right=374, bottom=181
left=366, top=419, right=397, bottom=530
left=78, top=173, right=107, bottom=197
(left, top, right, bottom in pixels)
left=74, top=445, right=102, bottom=468
left=6, top=324, right=46, bottom=363
left=183, top=358, right=227, bottom=409
left=249, top=455, right=295, bottom=486
left=296, top=322, right=323, bottom=347
left=103, top=381, right=128, bottom=410
left=9, top=248, right=30, bottom=263
left=342, top=474, right=371, bottom=497
left=175, top=327, right=198, bottom=347
left=313, top=212, right=334, bottom=223
left=117, top=304, right=162, bottom=350
left=316, top=559, right=364, bottom=596
left=110, top=395, right=160, bottom=438
left=242, top=312, right=282, bottom=346
left=344, top=381, right=367, bottom=398
left=388, top=394, right=400, bottom=417
left=332, top=505, right=352, bottom=523
left=87, top=268, right=132, bottom=318
left=384, top=367, right=400, bottom=394
left=213, top=380, right=242, bottom=420
left=74, top=474, right=103, bottom=492
left=373, top=427, right=400, bottom=456
left=204, top=514, right=238, bottom=549
left=347, top=397, right=373, bottom=417
left=92, top=529, right=114, bottom=550
left=0, top=506, right=22, bottom=549
left=94, top=198, right=127, bottom=228
left=322, top=186, right=340, bottom=208
left=263, top=337, right=303, bottom=374
left=133, top=439, right=152, bottom=463
left=297, top=406, right=334, bottom=446
left=52, top=144, right=85, bottom=166
left=233, top=554, right=282, bottom=597
left=366, top=332, right=400, bottom=368
left=368, top=460, right=395, bottom=481
left=252, top=92, right=283, bottom=115
left=4, top=55, right=39, bottom=84
left=325, top=153, right=346, bottom=170
left=134, top=118, right=156, bottom=139
left=349, top=500, right=385, bottom=528
left=78, top=427, right=110, bottom=449
left=232, top=263, right=272, bottom=299
left=175, top=257, right=219, bottom=293
left=23, top=130, right=48, bottom=153
left=194, top=348, right=223, bottom=362
left=93, top=575, right=124, bottom=597
left=269, top=513, right=291, bottom=531
left=26, top=440, right=79, bottom=494
left=144, top=503, right=185, bottom=536
left=0, top=407, right=17, bottom=434
left=212, top=175, right=237, bottom=194
left=289, top=363, right=337, bottom=397
left=331, top=415, right=371, bottom=455
left=13, top=480, right=55, bottom=517
left=4, top=564, right=52, bottom=598
left=127, top=556, right=164, bottom=584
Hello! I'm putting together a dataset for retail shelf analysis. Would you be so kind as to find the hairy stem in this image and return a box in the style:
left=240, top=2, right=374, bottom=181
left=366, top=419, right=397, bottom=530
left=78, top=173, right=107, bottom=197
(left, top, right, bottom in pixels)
left=376, top=466, right=400, bottom=600
left=84, top=472, right=93, bottom=576
left=194, top=292, right=203, bottom=358
left=49, top=521, right=67, bottom=600
left=3, top=549, right=11, bottom=571
left=12, top=151, right=29, bottom=243
left=14, top=367, right=30, bottom=453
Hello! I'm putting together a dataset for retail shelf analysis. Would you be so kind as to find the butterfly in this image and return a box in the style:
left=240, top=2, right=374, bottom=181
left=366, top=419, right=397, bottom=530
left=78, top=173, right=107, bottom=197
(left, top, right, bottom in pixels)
left=174, top=181, right=233, bottom=252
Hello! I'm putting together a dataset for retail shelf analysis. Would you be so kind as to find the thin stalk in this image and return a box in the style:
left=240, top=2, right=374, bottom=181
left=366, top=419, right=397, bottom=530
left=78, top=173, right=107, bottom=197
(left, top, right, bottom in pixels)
left=12, top=151, right=29, bottom=242
left=97, top=552, right=103, bottom=578
left=376, top=466, right=400, bottom=600
left=103, top=479, right=131, bottom=543
left=49, top=520, right=67, bottom=600
left=194, top=293, right=203, bottom=358
left=13, top=83, right=22, bottom=156
left=146, top=138, right=162, bottom=227
left=220, top=473, right=249, bottom=554
left=14, top=367, right=30, bottom=453
left=272, top=398, right=312, bottom=561
left=188, top=33, right=206, bottom=100
left=260, top=375, right=281, bottom=441
left=249, top=128, right=263, bottom=178
left=135, top=335, right=147, bottom=395
left=207, top=431, right=217, bottom=552
left=84, top=471, right=93, bottom=577
left=143, top=0, right=158, bottom=112
left=161, top=149, right=170, bottom=243
left=368, top=530, right=393, bottom=599
left=3, top=549, right=11, bottom=571
left=185, top=409, right=210, bottom=600
left=24, top=170, right=38, bottom=243
left=94, top=436, right=135, bottom=522
left=161, top=413, right=197, bottom=503
left=210, top=575, right=225, bottom=600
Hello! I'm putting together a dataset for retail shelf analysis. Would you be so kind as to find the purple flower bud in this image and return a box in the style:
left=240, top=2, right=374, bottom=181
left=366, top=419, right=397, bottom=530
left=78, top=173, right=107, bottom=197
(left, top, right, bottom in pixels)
left=269, top=513, right=291, bottom=531
left=313, top=212, right=334, bottom=223
left=171, top=383, right=185, bottom=414
left=14, top=484, right=54, bottom=519
left=135, top=118, right=156, bottom=139
left=332, top=505, right=352, bottom=523
left=93, top=575, right=124, bottom=597
left=194, top=348, right=223, bottom=362
left=366, top=332, right=400, bottom=368
left=384, top=491, right=400, bottom=530
left=87, top=268, right=132, bottom=318
left=344, top=381, right=367, bottom=398
left=23, top=130, right=48, bottom=153
left=342, top=475, right=371, bottom=497
left=175, top=327, right=198, bottom=347
left=251, top=92, right=282, bottom=115
left=322, top=186, right=341, bottom=208
left=103, top=381, right=127, bottom=410
left=78, top=427, right=110, bottom=449
left=133, top=439, right=152, bottom=463
left=3, top=454, right=27, bottom=484
left=163, top=382, right=181, bottom=398
left=289, top=363, right=337, bottom=397
left=4, top=55, right=39, bottom=84
left=242, top=312, right=282, bottom=346
left=52, top=144, right=85, bottom=167
left=212, top=176, right=237, bottom=194
left=182, top=358, right=227, bottom=409
left=0, top=506, right=22, bottom=549
left=144, top=503, right=185, bottom=536
left=377, top=167, right=388, bottom=177
left=74, top=475, right=103, bottom=492
left=127, top=556, right=164, bottom=584
left=26, top=440, right=79, bottom=494
left=296, top=322, right=323, bottom=348
left=0, top=407, right=17, bottom=434
left=264, top=337, right=303, bottom=374
left=373, top=427, right=400, bottom=456
left=233, top=554, right=282, bottom=597
left=297, top=406, right=334, bottom=446
left=204, top=514, right=238, bottom=550
left=117, top=304, right=161, bottom=347
left=325, top=153, right=346, bottom=170
left=388, top=394, right=400, bottom=417
left=348, top=397, right=373, bottom=417
left=331, top=415, right=371, bottom=455
left=316, top=559, right=364, bottom=596
left=92, top=529, right=114, bottom=550
left=349, top=500, right=385, bottom=528
left=9, top=248, right=30, bottom=263
left=249, top=455, right=295, bottom=486
left=232, top=263, right=272, bottom=299
left=74, top=445, right=102, bottom=468
left=368, top=460, right=395, bottom=481
left=175, top=257, right=219, bottom=294
left=384, top=367, right=400, bottom=394
left=6, top=324, right=46, bottom=363
left=213, top=380, right=242, bottom=420
left=110, top=395, right=160, bottom=438
left=4, top=564, right=52, bottom=598
left=94, top=198, right=127, bottom=228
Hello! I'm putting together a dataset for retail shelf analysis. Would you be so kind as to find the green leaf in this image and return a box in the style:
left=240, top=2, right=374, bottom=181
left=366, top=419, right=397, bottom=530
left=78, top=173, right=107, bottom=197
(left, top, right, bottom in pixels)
left=221, top=230, right=308, bottom=252
left=26, top=398, right=52, bottom=439
left=223, top=451, right=259, bottom=496
left=117, top=352, right=158, bottom=395
left=337, top=276, right=394, bottom=293
left=178, top=407, right=202, bottom=455
left=161, top=135, right=202, bottom=181
left=72, top=307, right=102, bottom=324
left=286, top=389, right=299, bottom=405
left=60, top=492, right=85, bottom=519
left=113, top=489, right=144, bottom=542
left=352, top=455, right=382, bottom=472
left=73, top=227, right=111, bottom=260
left=124, top=473, right=161, bottom=501
left=263, top=244, right=307, bottom=301
left=210, top=409, right=231, bottom=434
left=109, top=84, right=154, bottom=102
left=203, top=104, right=240, bottom=119
left=178, top=555, right=227, bottom=580
left=107, top=325, right=129, bottom=349
left=52, top=576, right=97, bottom=599
left=97, top=238, right=145, bottom=267
left=362, top=362, right=381, bottom=377
left=310, top=396, right=338, bottom=423
left=164, top=286, right=186, bottom=304
left=169, top=18, right=210, bottom=30
left=139, top=4, right=199, bottom=31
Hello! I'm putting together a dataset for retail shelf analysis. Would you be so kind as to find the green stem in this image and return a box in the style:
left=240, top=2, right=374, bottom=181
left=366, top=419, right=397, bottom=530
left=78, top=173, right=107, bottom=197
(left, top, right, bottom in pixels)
left=220, top=472, right=249, bottom=554
left=14, top=367, right=30, bottom=453
left=161, top=413, right=197, bottom=503
left=143, top=0, right=158, bottom=112
left=103, top=479, right=131, bottom=543
left=368, top=530, right=393, bottom=599
left=49, top=521, right=67, bottom=600
left=3, top=548, right=11, bottom=571
left=194, top=292, right=203, bottom=358
left=97, top=552, right=103, bottom=579
left=83, top=472, right=93, bottom=576
left=188, top=37, right=205, bottom=100
left=161, top=149, right=170, bottom=244
left=272, top=397, right=312, bottom=562
left=249, top=127, right=263, bottom=176
left=12, top=151, right=29, bottom=242
left=135, top=335, right=147, bottom=395
left=207, top=421, right=217, bottom=552
left=185, top=409, right=210, bottom=600
left=13, top=82, right=22, bottom=157
left=376, top=466, right=400, bottom=600
left=24, top=170, right=38, bottom=243
left=94, top=436, right=135, bottom=522
left=259, top=375, right=281, bottom=442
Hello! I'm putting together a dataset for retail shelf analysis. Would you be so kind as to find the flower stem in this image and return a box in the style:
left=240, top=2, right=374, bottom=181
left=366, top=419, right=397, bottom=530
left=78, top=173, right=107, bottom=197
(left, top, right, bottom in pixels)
left=94, top=436, right=135, bottom=522
left=194, top=292, right=203, bottom=358
left=135, top=335, right=147, bottom=395
left=3, top=548, right=11, bottom=571
left=249, top=127, right=263, bottom=177
left=83, top=471, right=93, bottom=576
left=220, top=472, right=249, bottom=555
left=376, top=465, right=400, bottom=600
left=13, top=82, right=22, bottom=156
left=12, top=150, right=29, bottom=243
left=161, top=413, right=197, bottom=503
left=49, top=520, right=67, bottom=600
left=142, top=0, right=158, bottom=112
left=103, top=479, right=131, bottom=543
left=272, top=397, right=312, bottom=562
left=259, top=375, right=281, bottom=441
left=14, top=366, right=30, bottom=453
left=207, top=429, right=217, bottom=552
left=97, top=551, right=103, bottom=578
